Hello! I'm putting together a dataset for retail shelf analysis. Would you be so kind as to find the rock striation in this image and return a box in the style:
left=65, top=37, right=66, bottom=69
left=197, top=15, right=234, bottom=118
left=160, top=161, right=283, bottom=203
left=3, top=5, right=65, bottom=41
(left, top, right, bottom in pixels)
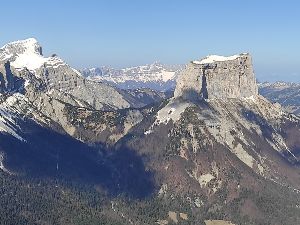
left=174, top=53, right=258, bottom=100
left=0, top=62, right=16, bottom=92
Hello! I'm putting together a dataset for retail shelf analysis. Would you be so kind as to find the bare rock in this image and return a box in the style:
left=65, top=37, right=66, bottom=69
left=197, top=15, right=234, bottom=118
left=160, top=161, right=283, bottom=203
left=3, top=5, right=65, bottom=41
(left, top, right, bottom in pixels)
left=174, top=53, right=258, bottom=100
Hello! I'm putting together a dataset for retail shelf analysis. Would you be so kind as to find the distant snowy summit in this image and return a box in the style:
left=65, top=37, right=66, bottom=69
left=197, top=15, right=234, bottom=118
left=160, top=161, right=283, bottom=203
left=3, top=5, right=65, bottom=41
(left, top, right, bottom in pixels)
left=0, top=38, right=74, bottom=76
left=259, top=81, right=300, bottom=115
left=81, top=62, right=184, bottom=91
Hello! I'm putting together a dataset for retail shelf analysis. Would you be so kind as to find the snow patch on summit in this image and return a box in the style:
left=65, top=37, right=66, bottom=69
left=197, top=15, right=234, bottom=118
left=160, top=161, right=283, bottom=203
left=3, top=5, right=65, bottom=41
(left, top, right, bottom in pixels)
left=0, top=38, right=70, bottom=76
left=192, top=54, right=248, bottom=64
left=12, top=51, right=47, bottom=71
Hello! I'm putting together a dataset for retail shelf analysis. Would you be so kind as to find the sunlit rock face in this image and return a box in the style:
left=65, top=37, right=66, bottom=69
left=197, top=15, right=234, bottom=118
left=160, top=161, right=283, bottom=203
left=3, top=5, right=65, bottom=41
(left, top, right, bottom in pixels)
left=174, top=53, right=258, bottom=100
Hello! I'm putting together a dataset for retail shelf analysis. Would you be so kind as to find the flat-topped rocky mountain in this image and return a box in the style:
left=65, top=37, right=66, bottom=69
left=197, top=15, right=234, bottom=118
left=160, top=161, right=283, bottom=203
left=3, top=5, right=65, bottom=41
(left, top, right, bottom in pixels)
left=174, top=53, right=258, bottom=100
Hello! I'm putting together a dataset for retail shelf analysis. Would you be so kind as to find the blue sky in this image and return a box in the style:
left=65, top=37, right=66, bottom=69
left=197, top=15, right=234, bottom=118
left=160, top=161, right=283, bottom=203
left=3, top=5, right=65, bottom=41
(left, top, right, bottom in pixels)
left=1, top=0, right=300, bottom=82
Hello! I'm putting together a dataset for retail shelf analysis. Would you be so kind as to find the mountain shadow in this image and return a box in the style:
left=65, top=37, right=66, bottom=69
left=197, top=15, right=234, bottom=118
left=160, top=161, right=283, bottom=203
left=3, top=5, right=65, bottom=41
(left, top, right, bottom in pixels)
left=0, top=118, right=155, bottom=199
left=242, top=109, right=274, bottom=140
left=242, top=108, right=300, bottom=165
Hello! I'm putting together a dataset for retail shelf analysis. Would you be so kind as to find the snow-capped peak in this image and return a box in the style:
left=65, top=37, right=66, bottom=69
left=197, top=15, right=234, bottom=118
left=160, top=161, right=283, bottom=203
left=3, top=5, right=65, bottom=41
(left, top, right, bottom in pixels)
left=0, top=38, right=44, bottom=71
left=0, top=38, right=42, bottom=56
left=0, top=38, right=71, bottom=75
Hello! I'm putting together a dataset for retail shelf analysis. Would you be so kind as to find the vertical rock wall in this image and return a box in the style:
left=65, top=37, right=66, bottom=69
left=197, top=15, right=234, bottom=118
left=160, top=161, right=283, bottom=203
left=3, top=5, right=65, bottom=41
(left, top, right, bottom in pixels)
left=174, top=53, right=258, bottom=100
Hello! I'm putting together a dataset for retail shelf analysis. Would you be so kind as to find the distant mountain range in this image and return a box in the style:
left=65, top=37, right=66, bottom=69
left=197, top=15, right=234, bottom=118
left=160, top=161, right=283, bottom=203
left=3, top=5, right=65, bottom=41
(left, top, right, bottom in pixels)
left=259, top=82, right=300, bottom=115
left=81, top=62, right=183, bottom=91
left=1, top=38, right=300, bottom=225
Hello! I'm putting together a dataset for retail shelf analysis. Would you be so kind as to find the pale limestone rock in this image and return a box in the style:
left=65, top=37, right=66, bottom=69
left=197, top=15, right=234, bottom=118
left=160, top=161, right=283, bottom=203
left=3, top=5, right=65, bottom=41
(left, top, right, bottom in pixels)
left=205, top=220, right=236, bottom=225
left=168, top=211, right=178, bottom=224
left=174, top=53, right=258, bottom=100
left=179, top=213, right=188, bottom=220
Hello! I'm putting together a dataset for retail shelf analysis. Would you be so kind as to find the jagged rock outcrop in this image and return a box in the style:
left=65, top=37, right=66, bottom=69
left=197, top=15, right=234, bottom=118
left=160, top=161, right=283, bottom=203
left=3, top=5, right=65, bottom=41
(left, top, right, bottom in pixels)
left=0, top=61, right=27, bottom=95
left=0, top=38, right=147, bottom=110
left=0, top=38, right=166, bottom=141
left=174, top=53, right=258, bottom=100
left=0, top=62, right=16, bottom=92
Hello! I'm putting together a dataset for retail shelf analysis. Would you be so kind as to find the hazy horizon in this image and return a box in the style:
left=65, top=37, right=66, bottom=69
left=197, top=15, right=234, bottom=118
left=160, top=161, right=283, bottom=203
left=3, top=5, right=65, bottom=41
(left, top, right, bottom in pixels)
left=1, top=0, right=300, bottom=82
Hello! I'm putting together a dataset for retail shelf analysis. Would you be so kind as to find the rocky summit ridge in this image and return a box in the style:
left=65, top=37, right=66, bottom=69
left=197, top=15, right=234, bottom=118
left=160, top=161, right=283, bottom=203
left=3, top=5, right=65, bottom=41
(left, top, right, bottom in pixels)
left=174, top=53, right=258, bottom=100
left=0, top=38, right=163, bottom=111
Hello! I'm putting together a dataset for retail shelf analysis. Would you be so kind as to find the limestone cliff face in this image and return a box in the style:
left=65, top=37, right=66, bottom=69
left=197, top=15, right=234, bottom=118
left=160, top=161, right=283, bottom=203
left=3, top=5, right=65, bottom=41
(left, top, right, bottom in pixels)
left=0, top=62, right=24, bottom=93
left=0, top=62, right=15, bottom=92
left=174, top=53, right=258, bottom=100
